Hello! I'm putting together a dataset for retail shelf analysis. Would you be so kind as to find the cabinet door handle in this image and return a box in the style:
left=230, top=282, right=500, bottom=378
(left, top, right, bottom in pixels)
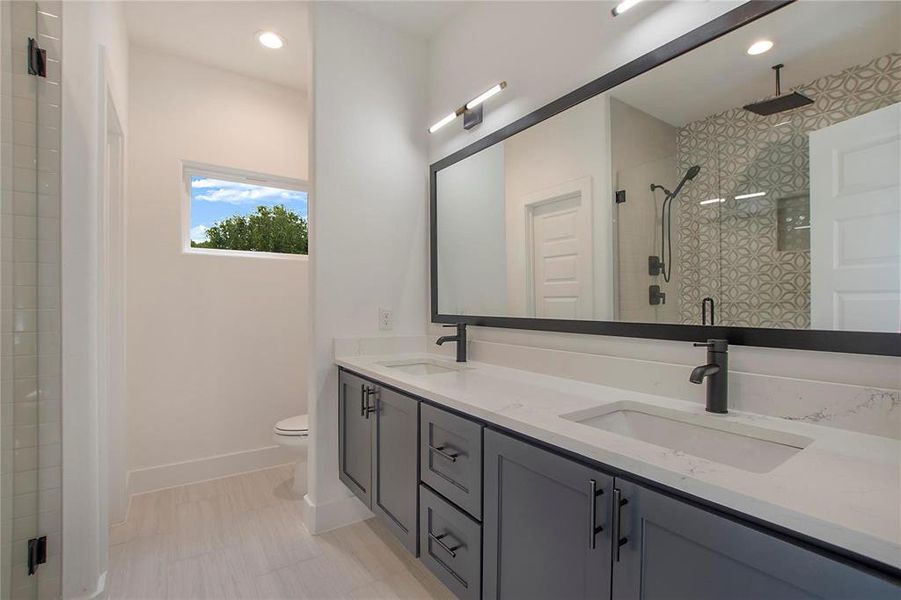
left=613, top=488, right=629, bottom=561
left=428, top=531, right=461, bottom=558
left=428, top=444, right=459, bottom=462
left=588, top=478, right=604, bottom=549
left=362, top=385, right=378, bottom=418
left=360, top=384, right=366, bottom=417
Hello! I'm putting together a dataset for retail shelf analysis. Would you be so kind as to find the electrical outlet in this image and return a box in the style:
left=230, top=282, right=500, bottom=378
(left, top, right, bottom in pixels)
left=378, top=307, right=394, bottom=331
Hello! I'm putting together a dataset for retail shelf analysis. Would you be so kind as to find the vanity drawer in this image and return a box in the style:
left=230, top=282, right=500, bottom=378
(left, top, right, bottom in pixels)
left=420, top=403, right=483, bottom=519
left=419, top=484, right=482, bottom=600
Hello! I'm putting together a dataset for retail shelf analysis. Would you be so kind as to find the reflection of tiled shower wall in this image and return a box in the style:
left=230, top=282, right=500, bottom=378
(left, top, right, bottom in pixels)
left=677, top=52, right=900, bottom=328
left=1, top=1, right=62, bottom=598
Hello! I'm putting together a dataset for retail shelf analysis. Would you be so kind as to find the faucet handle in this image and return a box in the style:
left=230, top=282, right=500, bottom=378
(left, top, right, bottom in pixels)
left=694, top=339, right=728, bottom=352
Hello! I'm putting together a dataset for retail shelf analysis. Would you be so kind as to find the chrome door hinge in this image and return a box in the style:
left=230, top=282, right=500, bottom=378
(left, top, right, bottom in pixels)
left=27, top=38, right=47, bottom=78
left=27, top=536, right=47, bottom=576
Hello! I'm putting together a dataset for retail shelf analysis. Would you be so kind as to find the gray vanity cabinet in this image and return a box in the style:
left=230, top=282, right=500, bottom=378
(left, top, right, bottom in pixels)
left=611, top=479, right=899, bottom=600
left=338, top=370, right=373, bottom=507
left=338, top=370, right=419, bottom=554
left=372, top=386, right=419, bottom=554
left=483, top=429, right=613, bottom=600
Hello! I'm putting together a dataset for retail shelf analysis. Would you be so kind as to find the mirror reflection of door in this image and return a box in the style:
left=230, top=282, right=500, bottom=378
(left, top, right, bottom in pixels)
left=810, top=103, right=901, bottom=332
left=524, top=178, right=594, bottom=319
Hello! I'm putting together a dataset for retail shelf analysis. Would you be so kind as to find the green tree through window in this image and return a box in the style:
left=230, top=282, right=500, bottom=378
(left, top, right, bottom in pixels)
left=191, top=204, right=308, bottom=254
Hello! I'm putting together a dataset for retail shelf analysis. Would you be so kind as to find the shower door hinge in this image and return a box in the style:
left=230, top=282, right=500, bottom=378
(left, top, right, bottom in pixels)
left=27, top=536, right=47, bottom=575
left=615, top=189, right=626, bottom=204
left=27, top=38, right=47, bottom=78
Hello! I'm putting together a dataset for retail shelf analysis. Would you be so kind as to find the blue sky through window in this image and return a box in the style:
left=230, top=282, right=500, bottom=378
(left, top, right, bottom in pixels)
left=190, top=176, right=308, bottom=243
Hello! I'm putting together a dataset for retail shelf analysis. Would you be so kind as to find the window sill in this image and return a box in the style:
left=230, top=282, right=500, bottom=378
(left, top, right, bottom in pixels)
left=183, top=247, right=309, bottom=261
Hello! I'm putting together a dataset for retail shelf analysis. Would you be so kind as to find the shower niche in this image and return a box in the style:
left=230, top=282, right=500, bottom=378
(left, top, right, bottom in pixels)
left=430, top=0, right=900, bottom=354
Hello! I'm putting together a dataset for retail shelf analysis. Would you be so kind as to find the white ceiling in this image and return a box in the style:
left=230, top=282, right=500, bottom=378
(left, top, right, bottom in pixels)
left=124, top=1, right=310, bottom=91
left=341, top=1, right=467, bottom=39
left=611, top=1, right=901, bottom=127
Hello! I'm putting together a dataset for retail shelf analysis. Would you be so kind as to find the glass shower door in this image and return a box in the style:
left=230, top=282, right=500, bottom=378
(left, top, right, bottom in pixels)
left=2, top=1, right=62, bottom=597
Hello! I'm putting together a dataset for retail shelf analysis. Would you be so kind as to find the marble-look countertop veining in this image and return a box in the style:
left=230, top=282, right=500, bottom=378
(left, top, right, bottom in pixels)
left=335, top=352, right=901, bottom=572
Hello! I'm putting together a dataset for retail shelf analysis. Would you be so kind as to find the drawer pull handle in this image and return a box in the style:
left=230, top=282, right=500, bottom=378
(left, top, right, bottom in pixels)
left=428, top=444, right=459, bottom=462
left=588, top=478, right=604, bottom=549
left=429, top=531, right=461, bottom=558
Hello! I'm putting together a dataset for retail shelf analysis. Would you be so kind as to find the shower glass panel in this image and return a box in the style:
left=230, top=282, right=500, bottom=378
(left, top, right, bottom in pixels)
left=1, top=1, right=62, bottom=597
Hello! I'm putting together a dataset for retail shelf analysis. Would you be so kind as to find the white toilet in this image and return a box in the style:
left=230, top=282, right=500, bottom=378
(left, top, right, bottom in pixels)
left=273, top=414, right=309, bottom=494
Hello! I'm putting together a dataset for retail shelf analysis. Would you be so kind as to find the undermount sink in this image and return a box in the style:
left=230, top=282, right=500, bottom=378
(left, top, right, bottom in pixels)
left=560, top=401, right=812, bottom=473
left=378, top=358, right=466, bottom=376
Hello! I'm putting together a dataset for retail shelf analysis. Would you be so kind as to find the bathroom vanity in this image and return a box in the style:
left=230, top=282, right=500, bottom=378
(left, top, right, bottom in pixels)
left=335, top=356, right=900, bottom=599
left=336, top=2, right=901, bottom=597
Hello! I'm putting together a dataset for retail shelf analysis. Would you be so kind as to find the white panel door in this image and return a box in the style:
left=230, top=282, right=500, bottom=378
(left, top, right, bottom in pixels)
left=809, top=103, right=901, bottom=332
left=529, top=184, right=593, bottom=319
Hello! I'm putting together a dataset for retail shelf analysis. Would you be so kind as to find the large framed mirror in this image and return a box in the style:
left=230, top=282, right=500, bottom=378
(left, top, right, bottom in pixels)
left=430, top=0, right=900, bottom=356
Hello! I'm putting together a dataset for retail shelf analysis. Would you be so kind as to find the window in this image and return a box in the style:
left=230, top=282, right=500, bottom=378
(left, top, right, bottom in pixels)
left=183, top=163, right=309, bottom=257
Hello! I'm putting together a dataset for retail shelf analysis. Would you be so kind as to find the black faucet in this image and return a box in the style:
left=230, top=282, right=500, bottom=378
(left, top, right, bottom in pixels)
left=690, top=339, right=728, bottom=414
left=436, top=323, right=467, bottom=363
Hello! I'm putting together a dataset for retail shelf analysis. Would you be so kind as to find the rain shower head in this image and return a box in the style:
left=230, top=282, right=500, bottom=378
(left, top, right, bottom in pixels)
left=743, top=63, right=813, bottom=116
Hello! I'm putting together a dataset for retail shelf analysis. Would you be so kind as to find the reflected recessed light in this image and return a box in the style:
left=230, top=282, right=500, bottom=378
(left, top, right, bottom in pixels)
left=747, top=40, right=774, bottom=55
left=735, top=191, right=766, bottom=200
left=257, top=31, right=285, bottom=49
left=699, top=198, right=725, bottom=206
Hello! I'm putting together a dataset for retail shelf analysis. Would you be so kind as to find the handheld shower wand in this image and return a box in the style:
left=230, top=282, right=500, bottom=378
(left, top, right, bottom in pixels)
left=650, top=165, right=701, bottom=284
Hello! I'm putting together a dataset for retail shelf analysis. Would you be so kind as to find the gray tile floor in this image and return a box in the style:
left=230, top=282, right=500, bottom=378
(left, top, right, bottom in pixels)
left=108, top=464, right=451, bottom=599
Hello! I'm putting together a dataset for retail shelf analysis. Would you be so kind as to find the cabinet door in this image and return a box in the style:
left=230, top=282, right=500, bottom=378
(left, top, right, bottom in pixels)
left=483, top=429, right=613, bottom=600
left=612, top=480, right=899, bottom=600
left=372, top=386, right=419, bottom=554
left=337, top=370, right=373, bottom=508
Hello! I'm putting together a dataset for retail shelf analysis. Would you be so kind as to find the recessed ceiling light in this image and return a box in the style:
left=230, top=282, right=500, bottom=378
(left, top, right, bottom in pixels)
left=257, top=31, right=285, bottom=49
left=747, top=40, right=774, bottom=55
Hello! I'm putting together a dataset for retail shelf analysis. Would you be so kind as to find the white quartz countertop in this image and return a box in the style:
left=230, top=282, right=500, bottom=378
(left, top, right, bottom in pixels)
left=335, top=352, right=901, bottom=572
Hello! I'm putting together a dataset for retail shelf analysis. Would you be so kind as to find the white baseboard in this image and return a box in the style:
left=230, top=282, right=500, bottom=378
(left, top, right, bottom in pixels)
left=302, top=492, right=372, bottom=534
left=127, top=445, right=296, bottom=496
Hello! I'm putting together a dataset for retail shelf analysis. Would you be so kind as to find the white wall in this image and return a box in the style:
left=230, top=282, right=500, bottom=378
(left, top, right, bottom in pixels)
left=427, top=2, right=900, bottom=394
left=61, top=1, right=129, bottom=596
left=307, top=2, right=428, bottom=533
left=125, top=48, right=308, bottom=493
left=436, top=143, right=506, bottom=315
left=503, top=94, right=613, bottom=319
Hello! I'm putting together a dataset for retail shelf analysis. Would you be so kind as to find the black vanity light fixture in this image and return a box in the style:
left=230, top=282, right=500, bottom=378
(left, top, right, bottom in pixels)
left=428, top=81, right=507, bottom=133
left=612, top=0, right=645, bottom=17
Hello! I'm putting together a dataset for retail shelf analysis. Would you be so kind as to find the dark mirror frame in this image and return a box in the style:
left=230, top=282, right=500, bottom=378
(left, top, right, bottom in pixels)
left=430, top=0, right=900, bottom=357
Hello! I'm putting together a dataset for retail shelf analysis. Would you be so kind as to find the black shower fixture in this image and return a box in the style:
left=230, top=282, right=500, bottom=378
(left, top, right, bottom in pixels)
left=649, top=165, right=701, bottom=285
left=743, top=63, right=814, bottom=116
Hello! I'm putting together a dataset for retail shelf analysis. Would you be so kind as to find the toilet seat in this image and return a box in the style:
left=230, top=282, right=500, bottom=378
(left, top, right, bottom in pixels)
left=274, top=414, right=309, bottom=437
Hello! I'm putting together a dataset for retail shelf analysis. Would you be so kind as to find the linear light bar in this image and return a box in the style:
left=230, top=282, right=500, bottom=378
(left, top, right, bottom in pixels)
left=735, top=191, right=766, bottom=200
left=466, top=82, right=507, bottom=110
left=429, top=82, right=507, bottom=133
left=612, top=0, right=645, bottom=16
left=699, top=198, right=725, bottom=206
left=429, top=112, right=459, bottom=134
